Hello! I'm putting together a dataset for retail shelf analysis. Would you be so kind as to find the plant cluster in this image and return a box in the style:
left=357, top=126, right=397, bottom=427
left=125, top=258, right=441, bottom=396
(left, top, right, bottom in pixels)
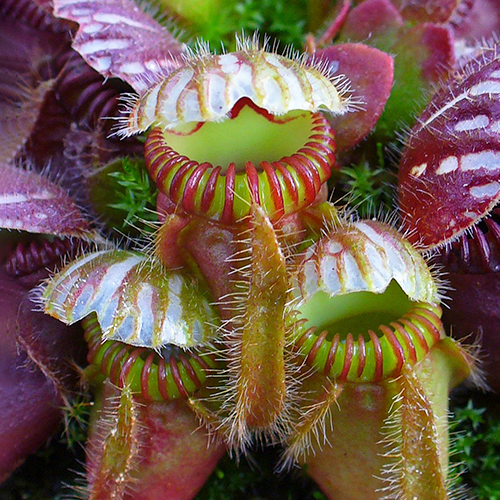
left=1, top=0, right=500, bottom=499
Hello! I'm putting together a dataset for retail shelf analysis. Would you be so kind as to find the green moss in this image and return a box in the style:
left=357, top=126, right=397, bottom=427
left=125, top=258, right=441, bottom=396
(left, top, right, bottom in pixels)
left=338, top=145, right=396, bottom=219
left=195, top=449, right=327, bottom=500
left=88, top=157, right=158, bottom=236
left=450, top=397, right=500, bottom=500
left=178, top=0, right=309, bottom=51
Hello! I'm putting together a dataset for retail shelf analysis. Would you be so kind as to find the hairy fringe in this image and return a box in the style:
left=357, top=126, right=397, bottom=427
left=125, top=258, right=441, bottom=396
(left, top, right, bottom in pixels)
left=84, top=383, right=145, bottom=499
left=377, top=374, right=449, bottom=500
left=277, top=373, right=341, bottom=472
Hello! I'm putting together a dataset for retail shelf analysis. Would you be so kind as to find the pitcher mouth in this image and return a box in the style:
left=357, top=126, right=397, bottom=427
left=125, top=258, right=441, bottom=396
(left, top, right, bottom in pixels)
left=117, top=39, right=353, bottom=223
left=83, top=314, right=217, bottom=402
left=291, top=280, right=444, bottom=384
left=144, top=98, right=336, bottom=223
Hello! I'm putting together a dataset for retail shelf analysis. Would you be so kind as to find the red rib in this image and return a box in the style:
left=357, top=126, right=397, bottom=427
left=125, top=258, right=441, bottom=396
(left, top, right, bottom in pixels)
left=245, top=161, right=261, bottom=204
left=118, top=347, right=143, bottom=388
left=169, top=161, right=197, bottom=200
left=405, top=311, right=441, bottom=343
left=398, top=318, right=430, bottom=354
left=141, top=353, right=155, bottom=402
left=324, top=333, right=340, bottom=376
left=286, top=155, right=317, bottom=205
left=357, top=334, right=366, bottom=378
left=179, top=353, right=202, bottom=388
left=157, top=358, right=171, bottom=400
left=391, top=321, right=417, bottom=364
left=221, top=163, right=236, bottom=224
left=262, top=161, right=285, bottom=218
left=274, top=161, right=299, bottom=204
left=111, top=346, right=130, bottom=387
left=169, top=355, right=189, bottom=399
left=306, top=329, right=328, bottom=366
left=101, top=344, right=120, bottom=377
left=295, top=326, right=316, bottom=349
left=380, top=325, right=404, bottom=376
left=182, top=162, right=210, bottom=212
left=201, top=166, right=221, bottom=213
left=368, top=330, right=383, bottom=383
left=340, top=333, right=354, bottom=381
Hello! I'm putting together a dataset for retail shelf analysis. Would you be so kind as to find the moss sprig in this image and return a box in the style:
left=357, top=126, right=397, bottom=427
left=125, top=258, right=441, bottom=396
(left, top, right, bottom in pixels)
left=451, top=399, right=500, bottom=500
left=107, top=157, right=159, bottom=234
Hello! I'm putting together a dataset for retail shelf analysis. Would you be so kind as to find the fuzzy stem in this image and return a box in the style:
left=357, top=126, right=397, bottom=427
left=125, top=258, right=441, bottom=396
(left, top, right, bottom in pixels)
left=230, top=206, right=288, bottom=442
left=86, top=382, right=141, bottom=500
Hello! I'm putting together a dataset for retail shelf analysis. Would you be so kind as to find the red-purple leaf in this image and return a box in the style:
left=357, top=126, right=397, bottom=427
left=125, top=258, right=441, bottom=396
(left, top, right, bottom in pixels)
left=416, top=23, right=456, bottom=82
left=53, top=0, right=184, bottom=92
left=315, top=0, right=352, bottom=47
left=398, top=46, right=500, bottom=247
left=451, top=0, right=500, bottom=42
left=0, top=19, right=67, bottom=164
left=392, top=0, right=460, bottom=23
left=0, top=0, right=72, bottom=33
left=377, top=23, right=455, bottom=138
left=314, top=44, right=394, bottom=151
left=0, top=164, right=90, bottom=236
left=0, top=267, right=84, bottom=481
left=0, top=81, right=53, bottom=166
left=339, top=0, right=403, bottom=47
left=442, top=270, right=500, bottom=392
left=338, top=1, right=456, bottom=139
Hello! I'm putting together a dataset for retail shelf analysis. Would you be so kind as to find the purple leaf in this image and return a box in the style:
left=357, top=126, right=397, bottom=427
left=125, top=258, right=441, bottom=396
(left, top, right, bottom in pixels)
left=338, top=0, right=456, bottom=139
left=0, top=164, right=90, bottom=236
left=0, top=81, right=53, bottom=166
left=398, top=46, right=500, bottom=247
left=451, top=0, right=500, bottom=42
left=0, top=19, right=66, bottom=164
left=0, top=0, right=72, bottom=33
left=53, top=0, right=184, bottom=92
left=392, top=0, right=460, bottom=23
left=314, top=44, right=394, bottom=151
left=377, top=23, right=455, bottom=138
left=442, top=270, right=500, bottom=392
left=0, top=267, right=84, bottom=481
left=339, top=0, right=403, bottom=46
